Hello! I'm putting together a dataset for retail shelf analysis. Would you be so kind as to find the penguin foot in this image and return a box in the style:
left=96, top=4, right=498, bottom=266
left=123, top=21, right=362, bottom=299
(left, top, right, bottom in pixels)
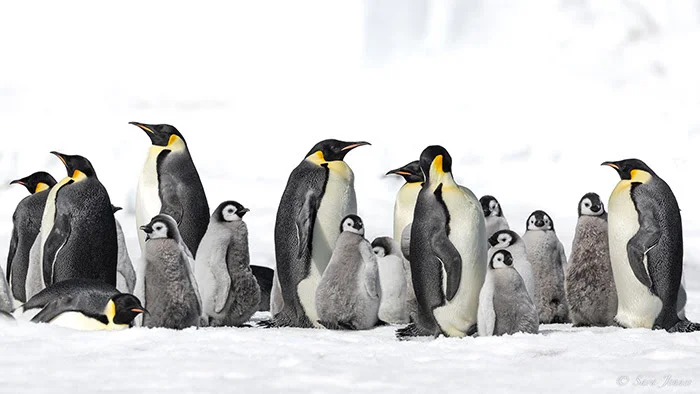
left=466, top=324, right=478, bottom=337
left=667, top=320, right=700, bottom=333
left=395, top=323, right=430, bottom=340
left=257, top=319, right=278, bottom=328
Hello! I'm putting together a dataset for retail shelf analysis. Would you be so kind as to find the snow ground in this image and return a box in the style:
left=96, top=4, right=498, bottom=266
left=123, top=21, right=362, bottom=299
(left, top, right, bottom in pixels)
left=1, top=1, right=700, bottom=393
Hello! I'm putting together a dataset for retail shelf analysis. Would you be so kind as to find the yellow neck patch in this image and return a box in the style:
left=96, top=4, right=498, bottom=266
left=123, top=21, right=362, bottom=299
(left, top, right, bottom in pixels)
left=71, top=170, right=88, bottom=181
left=167, top=135, right=186, bottom=151
left=305, top=150, right=326, bottom=165
left=35, top=183, right=50, bottom=193
left=630, top=169, right=652, bottom=183
left=104, top=300, right=116, bottom=324
left=429, top=155, right=448, bottom=182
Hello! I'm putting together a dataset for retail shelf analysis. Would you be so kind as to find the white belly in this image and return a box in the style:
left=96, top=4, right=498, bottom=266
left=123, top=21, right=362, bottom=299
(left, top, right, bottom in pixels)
left=393, top=183, right=421, bottom=241
left=432, top=184, right=487, bottom=337
left=608, top=182, right=662, bottom=328
left=49, top=312, right=128, bottom=331
left=377, top=255, right=409, bottom=323
left=37, top=177, right=73, bottom=287
left=136, top=148, right=164, bottom=254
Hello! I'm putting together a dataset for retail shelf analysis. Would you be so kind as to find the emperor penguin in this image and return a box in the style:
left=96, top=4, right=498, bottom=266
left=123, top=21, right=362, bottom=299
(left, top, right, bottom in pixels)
left=34, top=152, right=117, bottom=294
left=480, top=195, right=510, bottom=240
left=372, top=236, right=409, bottom=324
left=478, top=250, right=539, bottom=337
left=271, top=139, right=369, bottom=328
left=0, top=266, right=11, bottom=313
left=565, top=193, right=617, bottom=327
left=487, top=230, right=536, bottom=303
left=603, top=159, right=699, bottom=332
left=6, top=171, right=57, bottom=302
left=19, top=278, right=145, bottom=330
left=251, top=265, right=274, bottom=311
left=112, top=206, right=137, bottom=294
left=316, top=215, right=380, bottom=330
left=522, top=210, right=569, bottom=324
left=130, top=122, right=209, bottom=257
left=140, top=214, right=203, bottom=329
left=396, top=145, right=487, bottom=339
left=195, top=201, right=261, bottom=327
left=386, top=160, right=423, bottom=242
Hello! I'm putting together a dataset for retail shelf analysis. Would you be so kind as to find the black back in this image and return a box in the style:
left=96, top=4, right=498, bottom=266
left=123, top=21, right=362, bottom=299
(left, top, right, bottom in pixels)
left=23, top=278, right=119, bottom=311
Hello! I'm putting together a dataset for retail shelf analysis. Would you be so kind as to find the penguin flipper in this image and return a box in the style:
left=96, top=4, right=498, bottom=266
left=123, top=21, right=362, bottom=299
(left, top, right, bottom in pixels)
left=211, top=247, right=232, bottom=314
left=6, top=227, right=18, bottom=282
left=42, top=213, right=72, bottom=286
left=430, top=233, right=462, bottom=301
left=626, top=210, right=661, bottom=290
left=400, top=223, right=412, bottom=260
left=159, top=174, right=184, bottom=225
left=31, top=295, right=106, bottom=325
left=295, top=191, right=320, bottom=260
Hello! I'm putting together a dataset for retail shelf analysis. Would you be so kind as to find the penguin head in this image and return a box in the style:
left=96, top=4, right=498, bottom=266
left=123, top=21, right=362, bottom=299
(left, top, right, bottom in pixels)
left=110, top=293, right=147, bottom=325
left=371, top=236, right=397, bottom=258
left=340, top=214, right=365, bottom=236
left=10, top=171, right=57, bottom=194
left=130, top=122, right=187, bottom=148
left=601, top=159, right=656, bottom=181
left=526, top=210, right=554, bottom=231
left=215, top=200, right=250, bottom=222
left=419, top=145, right=453, bottom=182
left=480, top=195, right=503, bottom=218
left=51, top=152, right=97, bottom=179
left=140, top=214, right=180, bottom=242
left=488, top=230, right=520, bottom=248
left=578, top=192, right=605, bottom=217
left=385, top=160, right=424, bottom=183
left=490, top=250, right=514, bottom=269
left=305, top=139, right=370, bottom=162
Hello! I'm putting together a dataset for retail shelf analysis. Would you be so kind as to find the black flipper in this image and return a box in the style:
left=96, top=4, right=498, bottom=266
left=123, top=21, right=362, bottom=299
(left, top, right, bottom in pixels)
left=295, top=191, right=320, bottom=260
left=431, top=232, right=462, bottom=302
left=43, top=213, right=72, bottom=286
left=6, top=227, right=18, bottom=282
left=31, top=295, right=107, bottom=325
left=625, top=204, right=661, bottom=290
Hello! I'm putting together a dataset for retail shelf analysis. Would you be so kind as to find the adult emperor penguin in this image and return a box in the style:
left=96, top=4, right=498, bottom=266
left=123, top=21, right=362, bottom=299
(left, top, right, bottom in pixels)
left=565, top=193, right=617, bottom=327
left=0, top=267, right=11, bottom=313
left=35, top=152, right=117, bottom=292
left=386, top=160, right=423, bottom=242
left=522, top=210, right=569, bottom=324
left=195, top=201, right=261, bottom=327
left=6, top=171, right=57, bottom=302
left=480, top=195, right=510, bottom=240
left=19, top=278, right=145, bottom=330
left=316, top=215, right=380, bottom=330
left=396, top=145, right=487, bottom=339
left=130, top=122, right=209, bottom=257
left=487, top=230, right=536, bottom=303
left=603, top=159, right=699, bottom=332
left=140, top=214, right=203, bottom=329
left=271, top=139, right=370, bottom=328
left=478, top=250, right=539, bottom=337
left=372, top=236, right=409, bottom=324
left=112, top=206, right=136, bottom=294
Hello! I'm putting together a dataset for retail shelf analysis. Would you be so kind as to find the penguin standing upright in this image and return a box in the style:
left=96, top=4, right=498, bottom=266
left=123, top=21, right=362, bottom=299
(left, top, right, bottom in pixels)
left=372, top=236, right=409, bottom=324
left=6, top=172, right=57, bottom=302
left=487, top=230, right=536, bottom=303
left=271, top=139, right=369, bottom=328
left=386, top=160, right=423, bottom=242
left=195, top=201, right=261, bottom=327
left=130, top=122, right=209, bottom=257
left=36, top=153, right=117, bottom=291
left=397, top=145, right=487, bottom=339
left=112, top=206, right=137, bottom=294
left=566, top=193, right=617, bottom=327
left=603, top=159, right=699, bottom=332
left=480, top=195, right=510, bottom=240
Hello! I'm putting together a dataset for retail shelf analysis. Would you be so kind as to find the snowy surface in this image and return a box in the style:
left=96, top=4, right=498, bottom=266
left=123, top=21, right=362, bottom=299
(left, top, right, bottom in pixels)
left=1, top=1, right=700, bottom=393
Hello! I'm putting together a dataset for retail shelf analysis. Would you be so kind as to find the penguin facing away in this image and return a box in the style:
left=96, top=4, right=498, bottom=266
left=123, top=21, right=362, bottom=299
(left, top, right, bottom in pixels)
left=478, top=250, right=539, bottom=337
left=372, top=236, right=409, bottom=324
left=195, top=201, right=261, bottom=327
left=130, top=122, right=210, bottom=257
left=397, top=145, right=487, bottom=339
left=112, top=206, right=137, bottom=294
left=6, top=171, right=57, bottom=302
left=487, top=230, right=536, bottom=304
left=603, top=159, right=699, bottom=332
left=386, top=160, right=423, bottom=242
left=140, top=214, right=203, bottom=329
left=270, top=139, right=369, bottom=328
left=522, top=210, right=569, bottom=324
left=565, top=193, right=617, bottom=327
left=316, top=215, right=381, bottom=330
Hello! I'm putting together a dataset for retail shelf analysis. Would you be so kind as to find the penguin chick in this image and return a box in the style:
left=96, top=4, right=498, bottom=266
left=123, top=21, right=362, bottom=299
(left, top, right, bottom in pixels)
left=140, top=214, right=203, bottom=329
left=478, top=250, right=539, bottom=336
left=316, top=215, right=380, bottom=330
left=480, top=195, right=510, bottom=239
left=112, top=206, right=137, bottom=294
left=21, top=278, right=144, bottom=330
left=565, top=193, right=617, bottom=327
left=195, top=201, right=261, bottom=327
left=372, top=237, right=409, bottom=324
left=522, top=210, right=569, bottom=324
left=487, top=230, right=536, bottom=304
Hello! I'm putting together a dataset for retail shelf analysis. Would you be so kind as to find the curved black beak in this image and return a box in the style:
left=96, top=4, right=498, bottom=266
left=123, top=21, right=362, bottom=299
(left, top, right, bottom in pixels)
left=535, top=220, right=545, bottom=227
left=341, top=141, right=371, bottom=151
left=129, top=121, right=155, bottom=134
left=238, top=208, right=250, bottom=218
left=140, top=225, right=152, bottom=233
left=50, top=151, right=68, bottom=168
left=591, top=204, right=601, bottom=213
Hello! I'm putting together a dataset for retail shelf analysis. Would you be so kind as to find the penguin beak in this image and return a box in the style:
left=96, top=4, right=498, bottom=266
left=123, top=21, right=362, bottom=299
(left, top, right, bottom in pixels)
left=601, top=161, right=619, bottom=170
left=129, top=121, right=155, bottom=134
left=504, top=253, right=513, bottom=266
left=140, top=225, right=153, bottom=234
left=535, top=220, right=545, bottom=227
left=131, top=307, right=148, bottom=315
left=487, top=234, right=498, bottom=247
left=341, top=141, right=371, bottom=151
left=9, top=179, right=25, bottom=186
left=50, top=151, right=68, bottom=167
left=237, top=208, right=250, bottom=218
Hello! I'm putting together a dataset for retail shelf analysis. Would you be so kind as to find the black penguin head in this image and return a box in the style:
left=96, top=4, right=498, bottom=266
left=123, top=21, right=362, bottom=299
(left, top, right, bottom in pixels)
left=10, top=171, right=57, bottom=194
left=578, top=192, right=605, bottom=217
left=340, top=214, right=365, bottom=236
left=488, top=230, right=520, bottom=248
left=215, top=200, right=250, bottom=222
left=140, top=214, right=180, bottom=242
left=526, top=210, right=554, bottom=232
left=419, top=145, right=453, bottom=182
left=110, top=293, right=147, bottom=325
left=601, top=159, right=656, bottom=180
left=51, top=152, right=97, bottom=179
left=385, top=161, right=424, bottom=183
left=490, top=250, right=514, bottom=269
left=305, top=139, right=370, bottom=162
left=129, top=122, right=187, bottom=148
left=480, top=195, right=503, bottom=218
left=371, top=236, right=396, bottom=258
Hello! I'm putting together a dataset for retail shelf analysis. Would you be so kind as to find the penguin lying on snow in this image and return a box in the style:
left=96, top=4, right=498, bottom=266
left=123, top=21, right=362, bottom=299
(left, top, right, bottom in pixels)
left=480, top=195, right=510, bottom=240
left=372, top=236, right=409, bottom=324
left=603, top=159, right=699, bottom=332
